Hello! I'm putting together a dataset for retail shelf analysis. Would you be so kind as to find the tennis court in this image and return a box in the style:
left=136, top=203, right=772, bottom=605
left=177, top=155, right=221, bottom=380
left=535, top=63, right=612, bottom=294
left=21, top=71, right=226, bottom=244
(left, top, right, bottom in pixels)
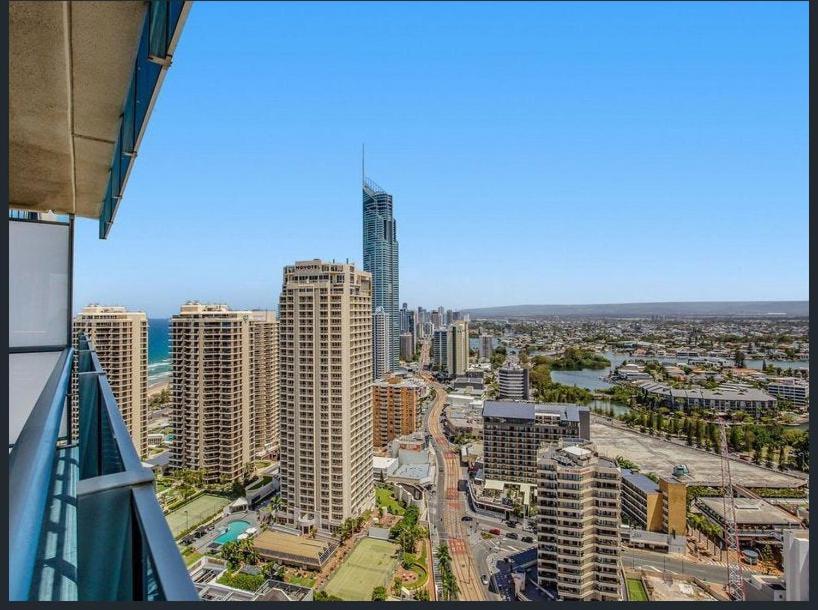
left=322, top=538, right=399, bottom=601
left=165, top=493, right=231, bottom=538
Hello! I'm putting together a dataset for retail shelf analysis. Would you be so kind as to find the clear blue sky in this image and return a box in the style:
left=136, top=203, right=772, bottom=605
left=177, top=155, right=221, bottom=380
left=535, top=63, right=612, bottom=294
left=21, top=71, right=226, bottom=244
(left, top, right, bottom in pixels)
left=73, top=1, right=808, bottom=318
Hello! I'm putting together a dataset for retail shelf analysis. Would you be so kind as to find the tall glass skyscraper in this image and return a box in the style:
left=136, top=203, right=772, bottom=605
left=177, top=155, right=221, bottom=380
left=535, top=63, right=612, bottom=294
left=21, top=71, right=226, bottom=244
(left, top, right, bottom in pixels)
left=363, top=177, right=399, bottom=374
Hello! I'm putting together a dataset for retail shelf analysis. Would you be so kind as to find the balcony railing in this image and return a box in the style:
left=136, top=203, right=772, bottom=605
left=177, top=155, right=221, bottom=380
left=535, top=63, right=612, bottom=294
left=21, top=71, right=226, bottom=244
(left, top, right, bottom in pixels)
left=8, top=335, right=197, bottom=601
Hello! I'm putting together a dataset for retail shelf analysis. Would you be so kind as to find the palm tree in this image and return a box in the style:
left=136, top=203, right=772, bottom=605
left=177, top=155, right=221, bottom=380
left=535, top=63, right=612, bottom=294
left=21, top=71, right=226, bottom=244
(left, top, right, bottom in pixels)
left=441, top=571, right=459, bottom=601
left=238, top=537, right=259, bottom=565
left=436, top=543, right=451, bottom=564
left=267, top=495, right=285, bottom=524
left=220, top=540, right=241, bottom=571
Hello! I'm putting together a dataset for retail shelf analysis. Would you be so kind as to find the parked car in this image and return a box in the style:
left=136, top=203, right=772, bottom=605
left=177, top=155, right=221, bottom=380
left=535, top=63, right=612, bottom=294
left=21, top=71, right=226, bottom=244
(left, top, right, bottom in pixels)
left=506, top=532, right=518, bottom=540
left=521, top=535, right=534, bottom=543
left=481, top=575, right=489, bottom=585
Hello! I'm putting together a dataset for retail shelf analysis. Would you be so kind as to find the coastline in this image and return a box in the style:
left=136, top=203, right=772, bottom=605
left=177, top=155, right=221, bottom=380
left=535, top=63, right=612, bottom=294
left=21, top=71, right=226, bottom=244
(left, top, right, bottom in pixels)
left=148, top=376, right=170, bottom=397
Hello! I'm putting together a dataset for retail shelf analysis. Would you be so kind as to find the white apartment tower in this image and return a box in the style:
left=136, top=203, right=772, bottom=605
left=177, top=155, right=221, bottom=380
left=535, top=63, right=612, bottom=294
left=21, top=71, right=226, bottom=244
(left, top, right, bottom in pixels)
left=537, top=441, right=621, bottom=601
left=170, top=303, right=252, bottom=483
left=279, top=260, right=375, bottom=533
left=250, top=310, right=279, bottom=456
left=72, top=305, right=148, bottom=456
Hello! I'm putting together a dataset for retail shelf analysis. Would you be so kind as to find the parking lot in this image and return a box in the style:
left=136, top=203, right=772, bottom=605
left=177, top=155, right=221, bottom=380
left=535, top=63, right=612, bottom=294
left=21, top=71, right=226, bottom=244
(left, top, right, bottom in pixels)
left=591, top=420, right=806, bottom=487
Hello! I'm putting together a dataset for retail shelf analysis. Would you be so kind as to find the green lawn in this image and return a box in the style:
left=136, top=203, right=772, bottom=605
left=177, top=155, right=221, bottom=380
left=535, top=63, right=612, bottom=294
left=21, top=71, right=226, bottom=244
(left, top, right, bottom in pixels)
left=323, top=538, right=399, bottom=601
left=284, top=572, right=317, bottom=589
left=165, top=493, right=231, bottom=538
left=375, top=487, right=405, bottom=515
left=182, top=549, right=203, bottom=566
left=627, top=578, right=649, bottom=601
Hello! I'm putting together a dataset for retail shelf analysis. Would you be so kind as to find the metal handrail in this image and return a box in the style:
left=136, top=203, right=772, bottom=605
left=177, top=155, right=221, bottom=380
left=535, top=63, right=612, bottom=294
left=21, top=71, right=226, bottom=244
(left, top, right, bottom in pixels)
left=78, top=334, right=198, bottom=600
left=8, top=347, right=74, bottom=601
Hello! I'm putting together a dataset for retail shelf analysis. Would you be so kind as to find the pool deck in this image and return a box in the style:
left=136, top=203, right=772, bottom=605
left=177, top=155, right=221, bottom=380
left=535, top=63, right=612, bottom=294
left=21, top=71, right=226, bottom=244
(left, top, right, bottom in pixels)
left=182, top=509, right=261, bottom=554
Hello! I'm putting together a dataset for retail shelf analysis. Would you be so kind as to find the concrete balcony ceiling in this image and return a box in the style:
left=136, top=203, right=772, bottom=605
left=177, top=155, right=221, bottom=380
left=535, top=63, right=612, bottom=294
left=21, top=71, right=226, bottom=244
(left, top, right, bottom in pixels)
left=9, top=1, right=145, bottom=217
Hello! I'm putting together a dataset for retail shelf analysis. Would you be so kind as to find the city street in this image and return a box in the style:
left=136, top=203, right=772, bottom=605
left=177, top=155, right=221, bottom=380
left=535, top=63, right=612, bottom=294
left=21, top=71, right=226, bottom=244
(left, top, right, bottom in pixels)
left=420, top=342, right=487, bottom=601
left=622, top=546, right=728, bottom=584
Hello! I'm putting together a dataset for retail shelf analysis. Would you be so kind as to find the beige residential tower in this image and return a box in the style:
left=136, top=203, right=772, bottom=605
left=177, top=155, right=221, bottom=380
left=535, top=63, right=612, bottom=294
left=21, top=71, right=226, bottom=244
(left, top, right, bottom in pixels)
left=278, top=260, right=375, bottom=533
left=72, top=305, right=148, bottom=456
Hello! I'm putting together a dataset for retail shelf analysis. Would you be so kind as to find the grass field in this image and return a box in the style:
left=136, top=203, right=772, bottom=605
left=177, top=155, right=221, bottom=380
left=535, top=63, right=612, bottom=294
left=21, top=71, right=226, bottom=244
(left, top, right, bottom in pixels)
left=627, top=578, right=649, bottom=601
left=165, top=493, right=231, bottom=538
left=375, top=487, right=405, bottom=515
left=323, top=538, right=399, bottom=601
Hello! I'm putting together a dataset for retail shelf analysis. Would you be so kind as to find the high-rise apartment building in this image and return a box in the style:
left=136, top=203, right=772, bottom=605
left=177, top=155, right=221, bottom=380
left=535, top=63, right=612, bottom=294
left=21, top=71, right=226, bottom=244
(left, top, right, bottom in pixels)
left=431, top=310, right=442, bottom=329
left=446, top=320, right=469, bottom=377
left=170, top=303, right=252, bottom=483
left=399, top=333, right=415, bottom=361
left=372, top=375, right=421, bottom=447
left=279, top=260, right=374, bottom=533
left=72, top=305, right=148, bottom=456
left=250, top=310, right=279, bottom=457
left=400, top=302, right=411, bottom=333
left=537, top=441, right=621, bottom=601
left=432, top=328, right=448, bottom=370
left=479, top=334, right=494, bottom=361
left=483, top=401, right=590, bottom=484
left=373, top=306, right=390, bottom=380
left=363, top=178, right=399, bottom=372
left=498, top=359, right=530, bottom=400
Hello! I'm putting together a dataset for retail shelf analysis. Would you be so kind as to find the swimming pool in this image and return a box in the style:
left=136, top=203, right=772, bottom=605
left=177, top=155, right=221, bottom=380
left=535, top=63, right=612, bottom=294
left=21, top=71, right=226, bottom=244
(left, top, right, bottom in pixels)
left=214, top=520, right=250, bottom=545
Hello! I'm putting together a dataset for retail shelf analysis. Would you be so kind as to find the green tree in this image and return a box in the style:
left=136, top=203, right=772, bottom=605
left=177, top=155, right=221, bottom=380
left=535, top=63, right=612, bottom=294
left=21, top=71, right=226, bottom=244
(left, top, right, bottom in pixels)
left=413, top=589, right=430, bottom=601
left=734, top=350, right=746, bottom=368
left=261, top=561, right=285, bottom=581
left=220, top=541, right=242, bottom=571
left=777, top=446, right=787, bottom=470
left=371, top=586, right=387, bottom=601
left=314, top=591, right=343, bottom=601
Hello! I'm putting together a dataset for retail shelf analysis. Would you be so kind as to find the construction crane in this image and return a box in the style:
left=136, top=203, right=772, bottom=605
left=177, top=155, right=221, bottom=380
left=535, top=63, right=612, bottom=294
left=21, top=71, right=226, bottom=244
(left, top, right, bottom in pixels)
left=718, top=418, right=745, bottom=601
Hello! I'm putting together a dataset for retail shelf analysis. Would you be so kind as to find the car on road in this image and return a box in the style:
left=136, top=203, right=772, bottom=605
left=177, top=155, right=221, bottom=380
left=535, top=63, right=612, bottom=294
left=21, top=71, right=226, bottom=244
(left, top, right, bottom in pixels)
left=481, top=575, right=489, bottom=585
left=506, top=532, right=518, bottom=540
left=461, top=515, right=473, bottom=521
left=489, top=528, right=501, bottom=535
left=521, top=535, right=534, bottom=543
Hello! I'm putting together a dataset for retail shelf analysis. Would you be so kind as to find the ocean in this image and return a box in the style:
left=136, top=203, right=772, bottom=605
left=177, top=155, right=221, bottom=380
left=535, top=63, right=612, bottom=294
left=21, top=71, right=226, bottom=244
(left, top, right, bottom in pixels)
left=148, top=318, right=171, bottom=384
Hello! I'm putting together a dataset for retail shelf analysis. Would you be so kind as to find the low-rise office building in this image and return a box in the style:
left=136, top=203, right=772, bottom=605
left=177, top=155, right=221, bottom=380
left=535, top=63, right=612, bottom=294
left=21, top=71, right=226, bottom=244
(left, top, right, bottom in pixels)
left=621, top=469, right=663, bottom=532
left=483, top=401, right=590, bottom=484
left=634, top=381, right=777, bottom=416
left=696, top=497, right=803, bottom=547
left=620, top=470, right=687, bottom=536
left=766, top=378, right=809, bottom=408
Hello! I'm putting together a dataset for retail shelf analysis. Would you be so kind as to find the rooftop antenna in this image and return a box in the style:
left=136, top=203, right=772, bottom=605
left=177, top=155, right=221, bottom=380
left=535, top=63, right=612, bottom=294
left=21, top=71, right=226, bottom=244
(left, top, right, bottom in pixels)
left=361, top=143, right=365, bottom=184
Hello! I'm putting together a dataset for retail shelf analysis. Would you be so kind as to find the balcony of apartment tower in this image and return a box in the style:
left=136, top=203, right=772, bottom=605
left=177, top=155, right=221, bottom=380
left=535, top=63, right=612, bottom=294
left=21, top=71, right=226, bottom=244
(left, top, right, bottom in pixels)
left=9, top=1, right=197, bottom=601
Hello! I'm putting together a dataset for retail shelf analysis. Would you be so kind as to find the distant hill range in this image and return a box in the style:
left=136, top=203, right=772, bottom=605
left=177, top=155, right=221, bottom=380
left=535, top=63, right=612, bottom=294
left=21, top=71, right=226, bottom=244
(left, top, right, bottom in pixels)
left=463, top=301, right=808, bottom=319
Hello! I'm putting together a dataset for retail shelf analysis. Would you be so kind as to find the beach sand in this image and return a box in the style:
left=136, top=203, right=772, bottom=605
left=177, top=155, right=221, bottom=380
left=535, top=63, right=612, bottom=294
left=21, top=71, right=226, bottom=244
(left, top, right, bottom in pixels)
left=148, top=378, right=170, bottom=397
